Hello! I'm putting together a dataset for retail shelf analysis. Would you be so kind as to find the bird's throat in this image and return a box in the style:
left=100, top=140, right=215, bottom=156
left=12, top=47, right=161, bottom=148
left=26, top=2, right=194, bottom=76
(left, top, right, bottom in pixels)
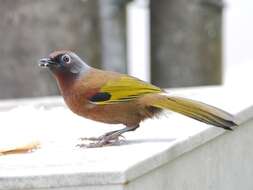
left=53, top=71, right=79, bottom=96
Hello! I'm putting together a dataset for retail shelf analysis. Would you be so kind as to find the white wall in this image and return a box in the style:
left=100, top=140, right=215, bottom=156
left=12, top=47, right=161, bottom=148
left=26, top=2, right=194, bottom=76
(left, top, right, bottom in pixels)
left=223, top=0, right=253, bottom=67
left=223, top=0, right=253, bottom=86
left=127, top=0, right=150, bottom=82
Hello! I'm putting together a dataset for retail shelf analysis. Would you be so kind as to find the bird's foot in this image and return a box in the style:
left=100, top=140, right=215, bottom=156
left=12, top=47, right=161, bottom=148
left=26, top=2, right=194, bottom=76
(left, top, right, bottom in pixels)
left=77, top=126, right=138, bottom=148
left=76, top=138, right=123, bottom=148
left=77, top=132, right=125, bottom=148
left=80, top=134, right=125, bottom=142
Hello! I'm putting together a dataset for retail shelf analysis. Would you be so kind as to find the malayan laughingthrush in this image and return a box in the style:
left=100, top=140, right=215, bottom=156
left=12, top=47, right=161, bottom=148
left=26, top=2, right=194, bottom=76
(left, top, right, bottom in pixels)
left=39, top=50, right=237, bottom=147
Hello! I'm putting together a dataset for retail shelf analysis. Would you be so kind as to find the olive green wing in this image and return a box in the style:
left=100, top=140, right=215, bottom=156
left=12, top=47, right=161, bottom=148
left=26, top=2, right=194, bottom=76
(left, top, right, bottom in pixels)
left=89, top=76, right=162, bottom=104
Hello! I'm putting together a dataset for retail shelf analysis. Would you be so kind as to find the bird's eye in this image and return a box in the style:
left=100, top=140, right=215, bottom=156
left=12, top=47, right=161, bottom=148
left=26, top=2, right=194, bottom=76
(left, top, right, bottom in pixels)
left=61, top=54, right=71, bottom=64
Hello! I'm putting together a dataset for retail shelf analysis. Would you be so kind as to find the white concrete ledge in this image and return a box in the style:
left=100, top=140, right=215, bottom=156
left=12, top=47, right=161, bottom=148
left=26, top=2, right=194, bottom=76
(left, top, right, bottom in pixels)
left=0, top=86, right=253, bottom=190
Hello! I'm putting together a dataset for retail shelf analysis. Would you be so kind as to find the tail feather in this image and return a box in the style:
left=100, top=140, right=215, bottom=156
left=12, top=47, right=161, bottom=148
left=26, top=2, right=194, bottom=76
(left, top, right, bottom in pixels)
left=152, top=96, right=237, bottom=130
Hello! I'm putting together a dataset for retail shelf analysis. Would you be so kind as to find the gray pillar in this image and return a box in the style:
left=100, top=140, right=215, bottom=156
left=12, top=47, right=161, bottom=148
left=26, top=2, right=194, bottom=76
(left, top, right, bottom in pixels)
left=99, top=0, right=128, bottom=73
left=150, top=0, right=223, bottom=88
left=0, top=0, right=101, bottom=99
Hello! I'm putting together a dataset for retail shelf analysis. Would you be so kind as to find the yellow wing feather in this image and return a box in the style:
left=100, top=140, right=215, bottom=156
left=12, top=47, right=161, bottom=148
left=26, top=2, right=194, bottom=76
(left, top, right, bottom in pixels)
left=95, top=76, right=162, bottom=104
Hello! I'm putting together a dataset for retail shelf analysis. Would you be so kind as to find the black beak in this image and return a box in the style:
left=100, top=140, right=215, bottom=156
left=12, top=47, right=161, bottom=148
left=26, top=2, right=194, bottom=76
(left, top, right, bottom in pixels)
left=38, top=58, right=56, bottom=68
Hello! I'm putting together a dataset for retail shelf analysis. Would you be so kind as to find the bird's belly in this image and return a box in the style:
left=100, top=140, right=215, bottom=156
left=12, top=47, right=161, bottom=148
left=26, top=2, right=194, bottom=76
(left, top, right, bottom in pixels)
left=82, top=102, right=142, bottom=126
left=63, top=92, right=161, bottom=127
left=66, top=98, right=143, bottom=126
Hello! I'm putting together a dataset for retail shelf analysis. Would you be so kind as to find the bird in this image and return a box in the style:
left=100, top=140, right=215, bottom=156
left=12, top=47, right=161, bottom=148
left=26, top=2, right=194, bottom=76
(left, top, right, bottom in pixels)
left=39, top=50, right=237, bottom=147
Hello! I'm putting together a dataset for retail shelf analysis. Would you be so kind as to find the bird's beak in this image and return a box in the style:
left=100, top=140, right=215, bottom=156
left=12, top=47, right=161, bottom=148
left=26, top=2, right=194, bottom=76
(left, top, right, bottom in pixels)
left=38, top=58, right=56, bottom=68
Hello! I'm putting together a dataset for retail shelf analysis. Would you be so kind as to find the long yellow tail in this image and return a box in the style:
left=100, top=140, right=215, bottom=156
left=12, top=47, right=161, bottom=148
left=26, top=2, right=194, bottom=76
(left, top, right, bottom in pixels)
left=152, top=96, right=237, bottom=130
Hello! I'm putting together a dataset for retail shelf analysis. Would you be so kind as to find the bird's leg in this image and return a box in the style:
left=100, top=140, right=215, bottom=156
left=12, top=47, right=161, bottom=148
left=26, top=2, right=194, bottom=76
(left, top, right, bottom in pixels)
left=78, top=125, right=139, bottom=148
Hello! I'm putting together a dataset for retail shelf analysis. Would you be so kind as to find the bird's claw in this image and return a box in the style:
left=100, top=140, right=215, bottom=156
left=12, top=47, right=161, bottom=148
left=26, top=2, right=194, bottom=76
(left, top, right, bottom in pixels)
left=79, top=137, right=101, bottom=141
left=79, top=133, right=125, bottom=142
left=77, top=133, right=125, bottom=148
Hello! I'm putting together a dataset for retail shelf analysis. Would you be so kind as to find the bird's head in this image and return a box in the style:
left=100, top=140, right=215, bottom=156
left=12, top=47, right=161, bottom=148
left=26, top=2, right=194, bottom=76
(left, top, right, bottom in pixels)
left=39, top=50, right=90, bottom=76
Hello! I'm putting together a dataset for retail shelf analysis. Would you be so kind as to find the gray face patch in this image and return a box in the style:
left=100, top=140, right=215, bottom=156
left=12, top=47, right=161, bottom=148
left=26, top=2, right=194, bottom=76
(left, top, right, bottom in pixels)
left=68, top=52, right=91, bottom=75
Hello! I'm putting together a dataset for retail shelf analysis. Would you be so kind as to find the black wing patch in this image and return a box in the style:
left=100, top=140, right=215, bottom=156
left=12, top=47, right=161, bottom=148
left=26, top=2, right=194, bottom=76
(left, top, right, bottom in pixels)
left=89, top=92, right=111, bottom=102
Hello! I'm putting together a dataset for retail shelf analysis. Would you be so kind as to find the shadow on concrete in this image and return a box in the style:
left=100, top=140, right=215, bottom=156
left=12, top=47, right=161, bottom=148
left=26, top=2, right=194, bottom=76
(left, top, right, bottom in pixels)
left=116, top=138, right=177, bottom=146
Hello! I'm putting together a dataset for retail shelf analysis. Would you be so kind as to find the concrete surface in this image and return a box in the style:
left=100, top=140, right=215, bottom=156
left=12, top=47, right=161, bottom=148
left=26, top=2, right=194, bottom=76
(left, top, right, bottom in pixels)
left=0, top=84, right=252, bottom=190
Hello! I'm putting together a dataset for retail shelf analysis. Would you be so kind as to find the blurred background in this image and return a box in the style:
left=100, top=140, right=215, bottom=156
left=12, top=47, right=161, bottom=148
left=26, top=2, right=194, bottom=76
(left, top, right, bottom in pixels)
left=0, top=0, right=251, bottom=99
